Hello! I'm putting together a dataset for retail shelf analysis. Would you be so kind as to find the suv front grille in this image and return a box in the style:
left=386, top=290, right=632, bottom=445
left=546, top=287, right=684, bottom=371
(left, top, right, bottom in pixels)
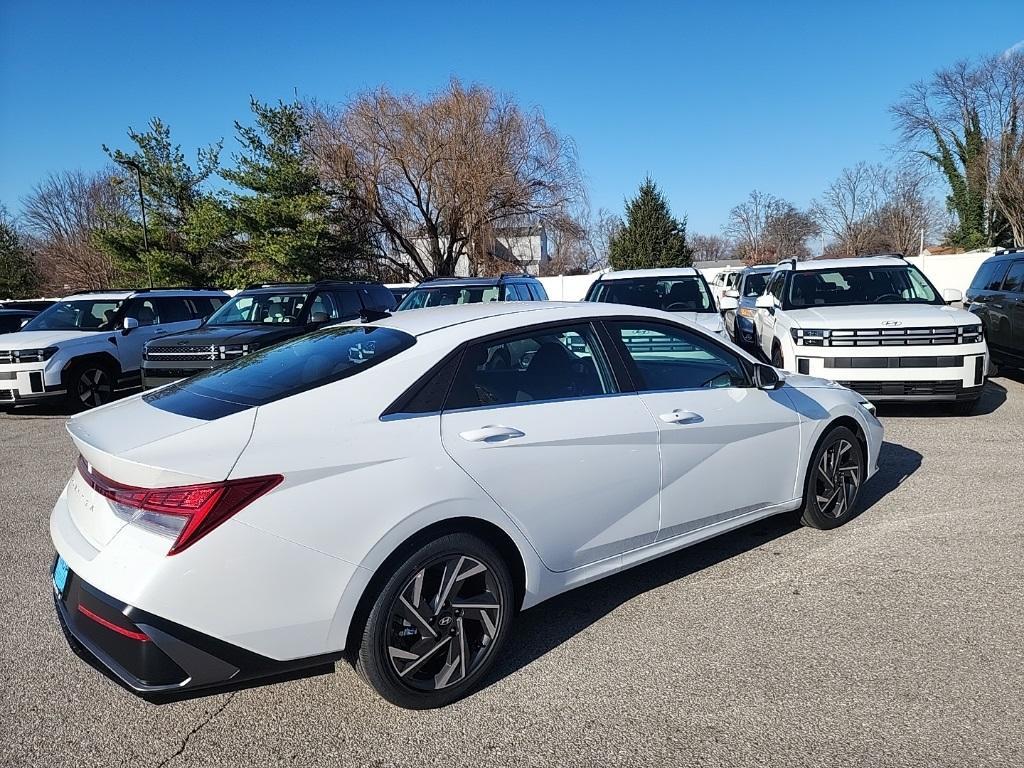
left=0, top=351, right=13, bottom=364
left=836, top=380, right=961, bottom=397
left=809, top=327, right=959, bottom=347
left=145, top=345, right=217, bottom=362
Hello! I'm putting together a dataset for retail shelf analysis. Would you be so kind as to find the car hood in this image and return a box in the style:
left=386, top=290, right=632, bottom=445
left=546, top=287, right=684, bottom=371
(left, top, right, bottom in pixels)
left=786, top=303, right=977, bottom=329
left=151, top=324, right=298, bottom=347
left=0, top=329, right=107, bottom=350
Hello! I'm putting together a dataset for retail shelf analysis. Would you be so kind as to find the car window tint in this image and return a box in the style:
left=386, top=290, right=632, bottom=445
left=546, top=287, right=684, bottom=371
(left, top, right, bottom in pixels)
left=985, top=262, right=1010, bottom=291
left=188, top=297, right=222, bottom=319
left=308, top=292, right=340, bottom=323
left=445, top=324, right=613, bottom=410
left=529, top=282, right=547, bottom=300
left=610, top=322, right=748, bottom=392
left=1001, top=261, right=1024, bottom=293
left=364, top=286, right=397, bottom=311
left=153, top=298, right=192, bottom=323
left=769, top=273, right=786, bottom=300
left=333, top=290, right=362, bottom=318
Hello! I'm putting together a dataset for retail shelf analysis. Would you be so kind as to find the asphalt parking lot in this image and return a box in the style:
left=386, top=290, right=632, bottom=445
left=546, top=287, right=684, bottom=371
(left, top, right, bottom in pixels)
left=2, top=377, right=1023, bottom=768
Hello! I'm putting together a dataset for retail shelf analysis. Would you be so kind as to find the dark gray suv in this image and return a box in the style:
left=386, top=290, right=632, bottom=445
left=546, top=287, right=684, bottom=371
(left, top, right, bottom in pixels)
left=966, top=249, right=1024, bottom=369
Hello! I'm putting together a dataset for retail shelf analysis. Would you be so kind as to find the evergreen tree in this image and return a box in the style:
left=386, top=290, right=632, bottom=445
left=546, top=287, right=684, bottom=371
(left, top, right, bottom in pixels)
left=609, top=178, right=692, bottom=270
left=220, top=99, right=365, bottom=284
left=99, top=119, right=227, bottom=286
left=0, top=207, right=41, bottom=298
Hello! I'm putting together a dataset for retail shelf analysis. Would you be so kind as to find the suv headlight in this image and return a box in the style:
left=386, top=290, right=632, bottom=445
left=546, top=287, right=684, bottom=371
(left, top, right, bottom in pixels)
left=958, top=324, right=983, bottom=343
left=11, top=347, right=58, bottom=363
left=790, top=328, right=830, bottom=346
left=218, top=343, right=259, bottom=360
left=738, top=306, right=757, bottom=319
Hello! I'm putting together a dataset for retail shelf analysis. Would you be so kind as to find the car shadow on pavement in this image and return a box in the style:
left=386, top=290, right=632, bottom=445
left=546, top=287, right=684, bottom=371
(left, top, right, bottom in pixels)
left=872, top=379, right=1006, bottom=419
left=480, top=439, right=922, bottom=694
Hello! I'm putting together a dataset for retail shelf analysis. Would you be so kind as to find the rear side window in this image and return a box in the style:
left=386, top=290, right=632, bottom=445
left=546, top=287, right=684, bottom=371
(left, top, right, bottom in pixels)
left=331, top=290, right=363, bottom=319
left=188, top=297, right=224, bottom=319
left=146, top=326, right=415, bottom=412
left=982, top=261, right=1010, bottom=291
left=153, top=298, right=193, bottom=323
left=529, top=282, right=548, bottom=300
left=363, top=286, right=398, bottom=312
left=1002, top=260, right=1024, bottom=293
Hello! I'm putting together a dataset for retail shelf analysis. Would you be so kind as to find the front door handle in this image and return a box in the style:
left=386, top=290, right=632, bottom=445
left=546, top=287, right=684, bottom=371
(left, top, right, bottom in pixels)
left=459, top=425, right=526, bottom=443
left=659, top=410, right=704, bottom=425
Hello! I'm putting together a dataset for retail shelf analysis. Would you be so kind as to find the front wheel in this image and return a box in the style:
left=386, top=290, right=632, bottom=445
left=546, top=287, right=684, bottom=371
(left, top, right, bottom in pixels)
left=354, top=532, right=515, bottom=709
left=66, top=360, right=115, bottom=411
left=800, top=426, right=865, bottom=530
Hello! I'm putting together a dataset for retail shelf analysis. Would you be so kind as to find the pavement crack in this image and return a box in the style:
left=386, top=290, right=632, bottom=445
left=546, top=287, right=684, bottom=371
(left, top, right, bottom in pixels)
left=155, top=692, right=236, bottom=768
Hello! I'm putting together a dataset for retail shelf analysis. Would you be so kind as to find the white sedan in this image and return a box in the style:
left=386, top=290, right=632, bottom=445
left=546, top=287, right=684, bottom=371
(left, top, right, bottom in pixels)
left=49, top=302, right=882, bottom=708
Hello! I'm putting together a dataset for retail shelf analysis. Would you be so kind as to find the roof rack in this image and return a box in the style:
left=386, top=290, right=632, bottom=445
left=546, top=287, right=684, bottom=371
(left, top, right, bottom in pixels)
left=995, top=248, right=1024, bottom=256
left=498, top=272, right=532, bottom=279
left=243, top=279, right=373, bottom=290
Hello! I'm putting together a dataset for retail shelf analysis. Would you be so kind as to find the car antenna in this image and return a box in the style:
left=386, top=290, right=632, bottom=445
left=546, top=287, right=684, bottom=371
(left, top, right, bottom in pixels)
left=360, top=308, right=391, bottom=323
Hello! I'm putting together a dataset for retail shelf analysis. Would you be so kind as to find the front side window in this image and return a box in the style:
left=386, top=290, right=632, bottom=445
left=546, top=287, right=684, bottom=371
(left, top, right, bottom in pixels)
left=445, top=324, right=613, bottom=410
left=1001, top=261, right=1024, bottom=294
left=21, top=299, right=124, bottom=332
left=398, top=285, right=501, bottom=310
left=589, top=277, right=714, bottom=313
left=206, top=292, right=308, bottom=325
left=785, top=266, right=941, bottom=308
left=610, top=322, right=748, bottom=392
left=147, top=325, right=415, bottom=410
left=769, top=272, right=786, bottom=300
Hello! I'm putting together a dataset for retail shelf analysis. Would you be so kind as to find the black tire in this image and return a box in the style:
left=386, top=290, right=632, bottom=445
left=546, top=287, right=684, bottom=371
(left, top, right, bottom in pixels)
left=65, top=359, right=115, bottom=411
left=800, top=426, right=865, bottom=530
left=354, top=532, right=515, bottom=709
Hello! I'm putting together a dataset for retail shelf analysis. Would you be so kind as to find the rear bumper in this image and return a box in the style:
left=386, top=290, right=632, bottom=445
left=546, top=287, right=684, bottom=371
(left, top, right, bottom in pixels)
left=52, top=558, right=340, bottom=696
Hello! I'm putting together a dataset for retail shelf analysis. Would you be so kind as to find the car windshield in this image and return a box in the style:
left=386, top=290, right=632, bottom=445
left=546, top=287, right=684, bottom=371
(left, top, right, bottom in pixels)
left=20, top=299, right=124, bottom=332
left=589, top=277, right=714, bottom=313
left=207, top=292, right=309, bottom=325
left=785, top=265, right=941, bottom=308
left=398, top=285, right=501, bottom=310
left=145, top=325, right=416, bottom=413
left=742, top=272, right=770, bottom=297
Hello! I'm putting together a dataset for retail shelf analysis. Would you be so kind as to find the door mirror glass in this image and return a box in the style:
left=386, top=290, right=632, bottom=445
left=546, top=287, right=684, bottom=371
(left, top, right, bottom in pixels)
left=754, top=363, right=783, bottom=390
left=942, top=288, right=963, bottom=304
left=719, top=296, right=739, bottom=311
left=755, top=294, right=775, bottom=309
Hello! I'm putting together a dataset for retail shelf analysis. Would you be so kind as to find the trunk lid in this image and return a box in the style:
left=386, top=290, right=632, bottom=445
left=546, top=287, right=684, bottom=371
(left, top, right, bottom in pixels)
left=64, top=393, right=257, bottom=549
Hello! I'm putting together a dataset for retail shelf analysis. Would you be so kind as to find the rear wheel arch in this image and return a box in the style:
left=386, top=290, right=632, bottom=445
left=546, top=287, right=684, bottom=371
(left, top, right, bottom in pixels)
left=344, top=516, right=528, bottom=656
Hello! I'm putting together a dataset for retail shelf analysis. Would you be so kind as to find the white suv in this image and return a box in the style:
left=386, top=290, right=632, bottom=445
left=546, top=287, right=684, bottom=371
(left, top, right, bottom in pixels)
left=0, top=289, right=226, bottom=410
left=754, top=256, right=988, bottom=412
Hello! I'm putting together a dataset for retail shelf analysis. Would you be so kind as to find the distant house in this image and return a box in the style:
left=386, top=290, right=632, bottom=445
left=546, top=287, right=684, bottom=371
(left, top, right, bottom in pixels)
left=391, top=223, right=549, bottom=278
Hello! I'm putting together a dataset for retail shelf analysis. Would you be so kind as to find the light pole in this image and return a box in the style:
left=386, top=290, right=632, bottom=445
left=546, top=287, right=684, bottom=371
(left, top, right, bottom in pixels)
left=114, top=158, right=153, bottom=289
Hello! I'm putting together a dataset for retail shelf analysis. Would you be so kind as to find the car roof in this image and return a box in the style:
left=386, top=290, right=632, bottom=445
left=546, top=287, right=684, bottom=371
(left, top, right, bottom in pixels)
left=241, top=281, right=383, bottom=293
left=782, top=256, right=908, bottom=272
left=742, top=265, right=775, bottom=273
left=413, top=275, right=537, bottom=287
left=57, top=289, right=226, bottom=301
left=597, top=267, right=700, bottom=280
left=354, top=301, right=693, bottom=338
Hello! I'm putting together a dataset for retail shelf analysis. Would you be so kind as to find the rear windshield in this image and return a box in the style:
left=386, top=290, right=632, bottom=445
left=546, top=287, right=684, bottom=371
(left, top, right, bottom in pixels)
left=588, top=277, right=714, bottom=313
left=398, top=285, right=500, bottom=310
left=145, top=325, right=415, bottom=413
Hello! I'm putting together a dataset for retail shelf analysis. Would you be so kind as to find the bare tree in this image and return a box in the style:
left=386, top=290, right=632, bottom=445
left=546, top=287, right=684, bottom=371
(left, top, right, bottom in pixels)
left=21, top=170, right=129, bottom=291
left=724, top=190, right=817, bottom=264
left=543, top=205, right=618, bottom=275
left=689, top=233, right=732, bottom=263
left=874, top=165, right=940, bottom=255
left=811, top=163, right=883, bottom=256
left=306, top=80, right=583, bottom=279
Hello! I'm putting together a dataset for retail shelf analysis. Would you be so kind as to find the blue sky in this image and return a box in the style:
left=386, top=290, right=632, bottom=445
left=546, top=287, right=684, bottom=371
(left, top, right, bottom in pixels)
left=2, top=1, right=1022, bottom=235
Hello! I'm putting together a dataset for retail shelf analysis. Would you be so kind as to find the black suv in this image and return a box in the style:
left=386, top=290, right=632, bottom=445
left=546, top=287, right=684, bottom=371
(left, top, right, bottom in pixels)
left=142, top=280, right=396, bottom=388
left=966, top=248, right=1024, bottom=369
left=396, top=274, right=548, bottom=310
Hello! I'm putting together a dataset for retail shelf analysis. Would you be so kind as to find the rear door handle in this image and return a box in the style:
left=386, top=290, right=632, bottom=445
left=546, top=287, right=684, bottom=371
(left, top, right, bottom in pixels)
left=658, top=410, right=704, bottom=425
left=459, top=425, right=526, bottom=443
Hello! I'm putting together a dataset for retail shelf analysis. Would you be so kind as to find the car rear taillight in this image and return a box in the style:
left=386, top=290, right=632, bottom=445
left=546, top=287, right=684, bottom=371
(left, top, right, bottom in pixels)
left=76, top=456, right=282, bottom=555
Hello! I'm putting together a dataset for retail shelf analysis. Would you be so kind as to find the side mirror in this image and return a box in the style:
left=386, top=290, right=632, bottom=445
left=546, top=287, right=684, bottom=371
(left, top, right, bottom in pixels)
left=122, top=317, right=139, bottom=334
left=942, top=288, right=963, bottom=304
left=20, top=317, right=30, bottom=328
left=754, top=363, right=783, bottom=390
left=755, top=294, right=775, bottom=310
left=719, top=296, right=739, bottom=312
left=725, top=289, right=740, bottom=299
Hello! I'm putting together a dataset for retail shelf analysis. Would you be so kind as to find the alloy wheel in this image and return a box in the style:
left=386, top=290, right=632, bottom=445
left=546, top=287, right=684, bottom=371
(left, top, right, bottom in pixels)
left=814, top=438, right=861, bottom=518
left=385, top=554, right=503, bottom=691
left=77, top=368, right=112, bottom=408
